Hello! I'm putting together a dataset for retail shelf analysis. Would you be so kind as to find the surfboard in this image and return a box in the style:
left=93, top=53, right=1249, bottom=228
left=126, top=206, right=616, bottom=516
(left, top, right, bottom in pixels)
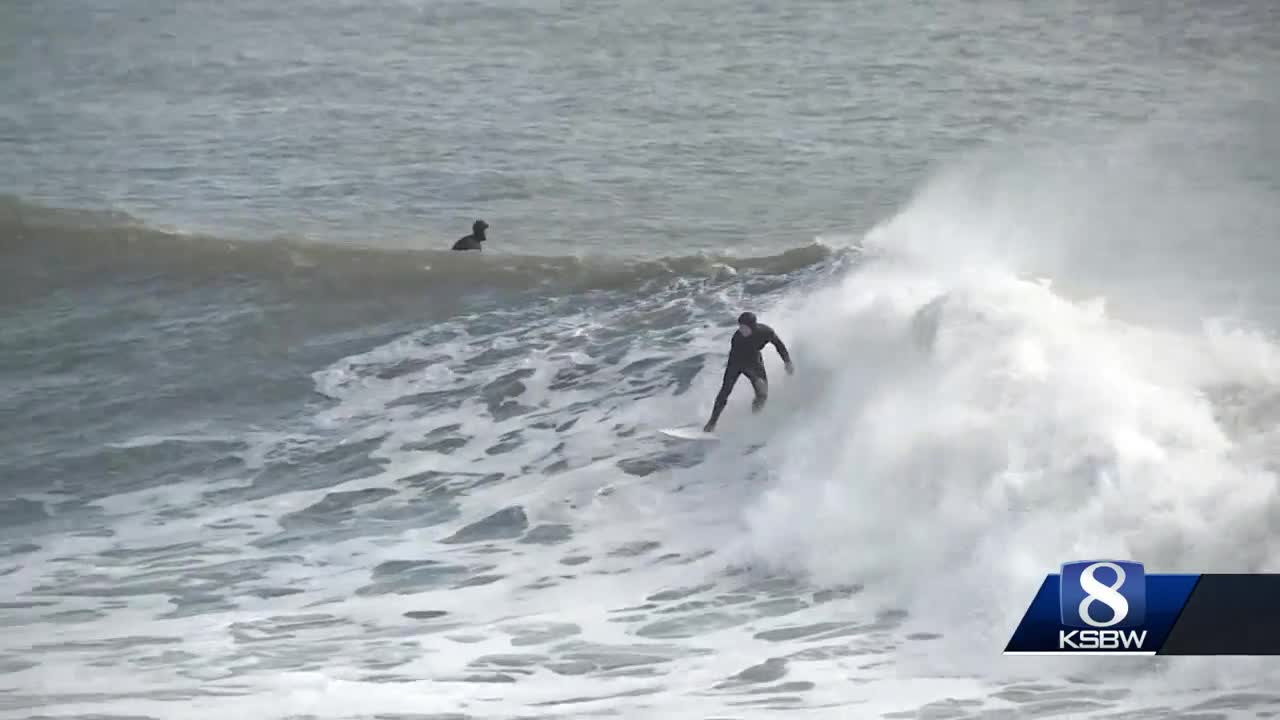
left=658, top=426, right=719, bottom=441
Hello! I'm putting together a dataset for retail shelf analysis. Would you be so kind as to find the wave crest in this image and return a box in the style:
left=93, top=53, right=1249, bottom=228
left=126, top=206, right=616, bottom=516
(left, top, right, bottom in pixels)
left=1, top=196, right=836, bottom=295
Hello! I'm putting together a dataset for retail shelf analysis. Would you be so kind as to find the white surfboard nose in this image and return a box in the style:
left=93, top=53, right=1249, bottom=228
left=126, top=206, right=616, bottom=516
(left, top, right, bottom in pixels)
left=658, top=427, right=719, bottom=441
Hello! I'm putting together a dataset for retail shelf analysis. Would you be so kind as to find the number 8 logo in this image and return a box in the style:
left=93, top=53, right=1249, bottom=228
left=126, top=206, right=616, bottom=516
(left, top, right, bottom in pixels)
left=1077, top=561, right=1130, bottom=628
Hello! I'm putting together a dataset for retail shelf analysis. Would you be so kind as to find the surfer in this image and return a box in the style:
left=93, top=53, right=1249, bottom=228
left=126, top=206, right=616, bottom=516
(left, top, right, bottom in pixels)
left=703, top=312, right=793, bottom=433
left=452, top=220, right=489, bottom=251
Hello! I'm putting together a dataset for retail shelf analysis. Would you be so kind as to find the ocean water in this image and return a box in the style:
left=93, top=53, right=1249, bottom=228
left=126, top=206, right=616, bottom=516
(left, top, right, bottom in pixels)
left=4, top=0, right=1280, bottom=718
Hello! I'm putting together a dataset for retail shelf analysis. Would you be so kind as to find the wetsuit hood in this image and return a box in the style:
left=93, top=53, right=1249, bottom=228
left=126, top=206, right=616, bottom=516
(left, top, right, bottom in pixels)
left=737, top=312, right=757, bottom=328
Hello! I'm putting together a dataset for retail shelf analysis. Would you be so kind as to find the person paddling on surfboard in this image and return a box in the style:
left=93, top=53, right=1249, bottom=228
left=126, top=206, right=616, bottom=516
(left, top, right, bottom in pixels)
left=703, top=311, right=793, bottom=433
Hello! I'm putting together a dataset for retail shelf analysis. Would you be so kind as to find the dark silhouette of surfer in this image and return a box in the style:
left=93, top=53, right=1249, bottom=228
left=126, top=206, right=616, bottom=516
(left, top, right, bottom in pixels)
left=704, top=311, right=793, bottom=433
left=452, top=220, right=489, bottom=251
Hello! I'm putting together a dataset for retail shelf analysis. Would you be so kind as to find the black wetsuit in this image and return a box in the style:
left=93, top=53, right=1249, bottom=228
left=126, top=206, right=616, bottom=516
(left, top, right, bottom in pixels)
left=453, top=221, right=489, bottom=251
left=452, top=231, right=485, bottom=251
left=707, top=323, right=791, bottom=428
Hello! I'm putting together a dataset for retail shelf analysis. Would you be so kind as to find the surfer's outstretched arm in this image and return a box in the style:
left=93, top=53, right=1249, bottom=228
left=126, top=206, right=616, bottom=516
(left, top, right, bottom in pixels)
left=767, top=329, right=794, bottom=373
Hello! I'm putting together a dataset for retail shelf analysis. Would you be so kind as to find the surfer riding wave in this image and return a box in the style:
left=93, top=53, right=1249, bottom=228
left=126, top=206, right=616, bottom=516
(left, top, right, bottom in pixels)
left=704, top=312, right=793, bottom=433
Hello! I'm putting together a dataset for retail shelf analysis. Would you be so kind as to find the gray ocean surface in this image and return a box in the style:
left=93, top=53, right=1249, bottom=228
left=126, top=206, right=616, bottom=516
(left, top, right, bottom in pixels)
left=4, top=0, right=1280, bottom=718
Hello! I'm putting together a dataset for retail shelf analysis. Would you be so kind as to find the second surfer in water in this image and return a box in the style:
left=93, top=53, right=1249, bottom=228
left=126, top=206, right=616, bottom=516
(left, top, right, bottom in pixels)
left=452, top=220, right=489, bottom=251
left=703, top=311, right=793, bottom=433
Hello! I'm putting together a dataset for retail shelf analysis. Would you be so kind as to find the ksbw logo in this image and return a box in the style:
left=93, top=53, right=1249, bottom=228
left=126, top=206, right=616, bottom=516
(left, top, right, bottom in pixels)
left=1058, top=560, right=1148, bottom=650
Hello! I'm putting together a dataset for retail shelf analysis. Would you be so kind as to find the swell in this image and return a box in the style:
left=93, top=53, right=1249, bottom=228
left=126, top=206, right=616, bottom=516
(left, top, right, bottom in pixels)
left=1, top=196, right=837, bottom=298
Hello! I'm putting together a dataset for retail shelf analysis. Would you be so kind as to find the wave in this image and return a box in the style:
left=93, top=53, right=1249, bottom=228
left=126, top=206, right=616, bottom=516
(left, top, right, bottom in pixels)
left=725, top=133, right=1280, bottom=685
left=1, top=196, right=838, bottom=295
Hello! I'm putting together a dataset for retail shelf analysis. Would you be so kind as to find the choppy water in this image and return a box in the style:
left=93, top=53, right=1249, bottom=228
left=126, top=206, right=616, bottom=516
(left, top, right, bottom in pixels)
left=5, top=0, right=1280, bottom=718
